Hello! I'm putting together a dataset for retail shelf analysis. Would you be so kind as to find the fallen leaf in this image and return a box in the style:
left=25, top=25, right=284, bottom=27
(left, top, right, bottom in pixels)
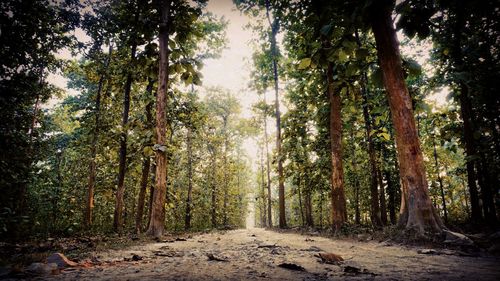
left=317, top=252, right=344, bottom=264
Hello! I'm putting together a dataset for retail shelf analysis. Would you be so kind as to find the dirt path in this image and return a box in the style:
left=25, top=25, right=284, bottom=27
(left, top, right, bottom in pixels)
left=42, top=228, right=499, bottom=281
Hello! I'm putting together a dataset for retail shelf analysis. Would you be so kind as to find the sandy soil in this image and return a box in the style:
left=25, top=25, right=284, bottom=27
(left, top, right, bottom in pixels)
left=37, top=228, right=500, bottom=281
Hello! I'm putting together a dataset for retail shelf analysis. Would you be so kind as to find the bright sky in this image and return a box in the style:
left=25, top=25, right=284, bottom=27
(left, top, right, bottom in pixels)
left=202, top=0, right=261, bottom=168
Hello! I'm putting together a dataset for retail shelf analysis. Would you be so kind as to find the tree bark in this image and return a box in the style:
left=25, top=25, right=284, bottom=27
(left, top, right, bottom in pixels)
left=349, top=122, right=361, bottom=225
left=265, top=0, right=286, bottom=228
left=370, top=1, right=444, bottom=233
left=147, top=0, right=171, bottom=238
left=327, top=62, right=347, bottom=231
left=211, top=149, right=217, bottom=228
left=85, top=45, right=113, bottom=228
left=449, top=5, right=482, bottom=223
left=361, top=78, right=382, bottom=228
left=184, top=126, right=194, bottom=230
left=432, top=136, right=448, bottom=224
left=385, top=170, right=397, bottom=224
left=114, top=40, right=137, bottom=232
left=263, top=93, right=273, bottom=227
left=259, top=143, right=267, bottom=227
left=222, top=118, right=229, bottom=227
left=378, top=162, right=388, bottom=225
left=135, top=79, right=154, bottom=234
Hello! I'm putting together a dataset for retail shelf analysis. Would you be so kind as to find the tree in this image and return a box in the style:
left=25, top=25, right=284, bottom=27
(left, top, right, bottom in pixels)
left=147, top=0, right=171, bottom=238
left=369, top=0, right=444, bottom=233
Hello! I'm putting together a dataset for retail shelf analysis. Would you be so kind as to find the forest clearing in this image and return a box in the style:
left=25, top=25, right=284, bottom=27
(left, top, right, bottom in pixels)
left=1, top=0, right=499, bottom=280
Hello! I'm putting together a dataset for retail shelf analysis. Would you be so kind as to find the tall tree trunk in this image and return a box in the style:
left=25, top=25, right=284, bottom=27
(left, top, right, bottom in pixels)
left=185, top=126, right=194, bottom=230
left=85, top=44, right=113, bottom=228
left=135, top=79, right=154, bottom=234
left=370, top=1, right=444, bottom=233
left=304, top=188, right=313, bottom=227
left=147, top=163, right=155, bottom=229
left=147, top=0, right=171, bottom=238
left=114, top=40, right=137, bottom=232
left=450, top=6, right=482, bottom=223
left=385, top=170, right=397, bottom=224
left=297, top=174, right=305, bottom=227
left=361, top=78, right=382, bottom=228
left=432, top=136, right=448, bottom=224
left=211, top=150, right=217, bottom=228
left=265, top=0, right=286, bottom=228
left=263, top=93, right=273, bottom=227
left=477, top=156, right=498, bottom=225
left=259, top=143, right=267, bottom=227
left=327, top=62, right=347, bottom=231
left=378, top=163, right=388, bottom=225
left=349, top=126, right=361, bottom=225
left=222, top=119, right=229, bottom=227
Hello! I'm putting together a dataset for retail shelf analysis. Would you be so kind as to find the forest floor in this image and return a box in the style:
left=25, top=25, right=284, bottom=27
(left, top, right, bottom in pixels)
left=2, top=227, right=500, bottom=281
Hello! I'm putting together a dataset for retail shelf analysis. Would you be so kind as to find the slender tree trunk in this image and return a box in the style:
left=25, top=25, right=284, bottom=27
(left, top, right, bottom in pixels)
left=385, top=170, right=397, bottom=224
left=432, top=136, right=448, bottom=224
left=477, top=156, right=498, bottom=225
left=135, top=80, right=154, bottom=234
left=371, top=1, right=444, bottom=233
left=265, top=0, right=286, bottom=228
left=297, top=174, right=305, bottom=227
left=211, top=150, right=217, bottom=228
left=263, top=93, right=273, bottom=227
left=361, top=78, right=382, bottom=228
left=259, top=144, right=267, bottom=227
left=147, top=163, right=155, bottom=229
left=185, top=126, right=194, bottom=230
left=327, top=62, right=347, bottom=231
left=222, top=119, right=229, bottom=227
left=114, top=40, right=137, bottom=232
left=147, top=0, right=171, bottom=238
left=85, top=45, right=113, bottom=228
left=304, top=188, right=313, bottom=227
left=349, top=127, right=361, bottom=225
left=378, top=163, right=387, bottom=225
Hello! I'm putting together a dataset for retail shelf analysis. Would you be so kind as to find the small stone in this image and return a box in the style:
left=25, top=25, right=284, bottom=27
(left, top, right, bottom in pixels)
left=26, top=262, right=59, bottom=275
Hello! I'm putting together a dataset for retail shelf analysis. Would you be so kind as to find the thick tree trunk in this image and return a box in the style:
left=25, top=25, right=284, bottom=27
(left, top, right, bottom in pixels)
left=327, top=62, right=347, bottom=231
left=185, top=126, right=194, bottom=230
left=85, top=45, right=112, bottom=228
left=371, top=1, right=443, bottom=233
left=263, top=93, right=273, bottom=227
left=265, top=0, right=286, bottom=228
left=114, top=41, right=137, bottom=232
left=135, top=80, right=154, bottom=234
left=147, top=0, right=171, bottom=238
